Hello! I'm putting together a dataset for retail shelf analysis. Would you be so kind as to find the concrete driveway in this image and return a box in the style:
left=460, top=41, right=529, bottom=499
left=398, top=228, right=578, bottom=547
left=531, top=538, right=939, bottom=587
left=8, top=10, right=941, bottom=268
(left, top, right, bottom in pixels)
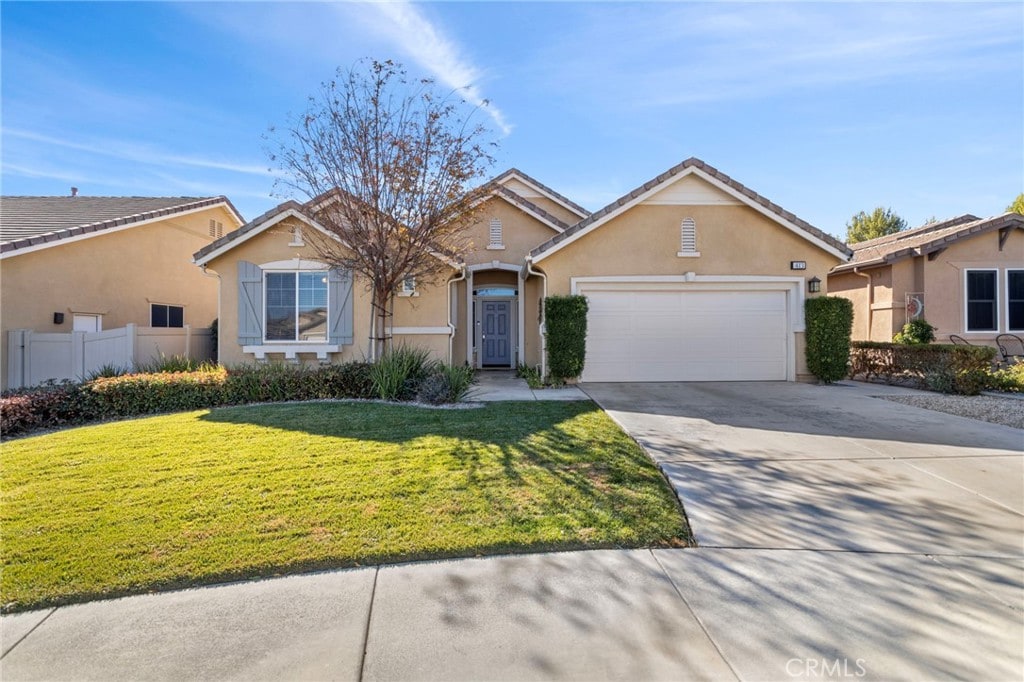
left=585, top=380, right=1024, bottom=679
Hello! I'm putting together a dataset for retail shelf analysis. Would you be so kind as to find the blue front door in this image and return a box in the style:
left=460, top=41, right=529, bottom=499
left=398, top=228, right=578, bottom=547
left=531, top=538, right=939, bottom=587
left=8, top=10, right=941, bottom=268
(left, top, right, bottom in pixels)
left=481, top=300, right=512, bottom=366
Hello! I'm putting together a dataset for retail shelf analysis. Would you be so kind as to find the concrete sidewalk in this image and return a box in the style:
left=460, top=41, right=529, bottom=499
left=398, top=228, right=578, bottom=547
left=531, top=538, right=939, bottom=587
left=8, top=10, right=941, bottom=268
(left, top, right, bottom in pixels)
left=3, top=546, right=1021, bottom=681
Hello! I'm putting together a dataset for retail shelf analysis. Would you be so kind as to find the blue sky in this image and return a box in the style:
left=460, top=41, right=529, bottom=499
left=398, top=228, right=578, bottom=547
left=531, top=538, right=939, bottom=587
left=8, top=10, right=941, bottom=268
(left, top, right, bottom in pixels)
left=2, top=1, right=1022, bottom=239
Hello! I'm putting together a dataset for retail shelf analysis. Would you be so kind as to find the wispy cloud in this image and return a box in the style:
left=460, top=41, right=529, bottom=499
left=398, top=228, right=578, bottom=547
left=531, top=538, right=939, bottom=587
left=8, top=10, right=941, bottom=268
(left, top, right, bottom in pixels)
left=360, top=2, right=512, bottom=136
left=537, top=3, right=1022, bottom=109
left=4, top=128, right=275, bottom=177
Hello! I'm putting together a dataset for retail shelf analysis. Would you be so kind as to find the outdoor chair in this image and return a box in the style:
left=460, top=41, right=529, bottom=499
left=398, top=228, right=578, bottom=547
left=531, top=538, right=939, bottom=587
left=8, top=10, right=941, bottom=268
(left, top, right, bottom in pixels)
left=996, top=334, right=1024, bottom=365
left=948, top=335, right=972, bottom=346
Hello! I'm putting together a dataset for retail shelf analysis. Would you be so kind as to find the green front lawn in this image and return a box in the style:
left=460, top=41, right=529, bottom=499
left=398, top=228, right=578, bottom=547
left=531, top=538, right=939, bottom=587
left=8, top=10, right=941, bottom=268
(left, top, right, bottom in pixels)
left=1, top=401, right=689, bottom=611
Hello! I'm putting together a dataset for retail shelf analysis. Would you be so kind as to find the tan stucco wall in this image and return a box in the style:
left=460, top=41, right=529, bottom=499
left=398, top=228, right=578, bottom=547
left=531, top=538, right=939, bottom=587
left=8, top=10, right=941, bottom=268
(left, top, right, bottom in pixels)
left=829, top=228, right=1024, bottom=343
left=923, top=228, right=1023, bottom=342
left=206, top=216, right=463, bottom=366
left=205, top=217, right=374, bottom=365
left=1, top=205, right=235, bottom=386
left=464, top=198, right=561, bottom=266
left=535, top=203, right=844, bottom=380
left=537, top=204, right=839, bottom=294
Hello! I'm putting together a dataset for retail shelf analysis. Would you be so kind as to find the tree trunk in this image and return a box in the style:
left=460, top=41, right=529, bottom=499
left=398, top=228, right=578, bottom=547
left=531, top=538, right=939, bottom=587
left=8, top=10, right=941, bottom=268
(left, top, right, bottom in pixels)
left=371, top=287, right=393, bottom=362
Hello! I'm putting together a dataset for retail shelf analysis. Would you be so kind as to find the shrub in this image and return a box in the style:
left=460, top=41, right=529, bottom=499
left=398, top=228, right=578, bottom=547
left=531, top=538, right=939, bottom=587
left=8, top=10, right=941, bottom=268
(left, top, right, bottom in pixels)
left=370, top=346, right=438, bottom=401
left=137, top=353, right=216, bottom=374
left=545, top=295, right=588, bottom=381
left=1, top=382, right=98, bottom=437
left=849, top=342, right=997, bottom=395
left=84, top=364, right=130, bottom=381
left=516, top=363, right=544, bottom=389
left=87, top=367, right=228, bottom=416
left=985, top=363, right=1024, bottom=393
left=805, top=296, right=854, bottom=383
left=893, top=319, right=936, bottom=345
left=221, top=363, right=313, bottom=404
left=306, top=362, right=376, bottom=400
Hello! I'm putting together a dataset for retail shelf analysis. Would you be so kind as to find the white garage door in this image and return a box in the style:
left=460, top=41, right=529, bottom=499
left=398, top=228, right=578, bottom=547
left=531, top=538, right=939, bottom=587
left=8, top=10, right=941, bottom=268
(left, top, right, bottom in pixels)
left=582, top=286, right=790, bottom=382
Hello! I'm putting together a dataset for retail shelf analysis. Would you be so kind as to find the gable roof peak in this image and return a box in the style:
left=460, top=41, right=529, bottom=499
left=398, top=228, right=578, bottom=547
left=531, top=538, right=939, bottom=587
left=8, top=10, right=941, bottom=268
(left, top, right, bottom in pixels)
left=490, top=168, right=589, bottom=218
left=530, top=157, right=852, bottom=261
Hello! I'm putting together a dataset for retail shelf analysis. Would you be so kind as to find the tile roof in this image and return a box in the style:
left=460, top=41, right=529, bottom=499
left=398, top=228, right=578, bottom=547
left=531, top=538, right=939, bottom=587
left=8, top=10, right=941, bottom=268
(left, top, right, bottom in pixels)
left=193, top=200, right=306, bottom=263
left=832, top=212, right=1024, bottom=272
left=489, top=186, right=571, bottom=231
left=529, top=157, right=852, bottom=260
left=0, top=195, right=242, bottom=254
left=491, top=168, right=590, bottom=218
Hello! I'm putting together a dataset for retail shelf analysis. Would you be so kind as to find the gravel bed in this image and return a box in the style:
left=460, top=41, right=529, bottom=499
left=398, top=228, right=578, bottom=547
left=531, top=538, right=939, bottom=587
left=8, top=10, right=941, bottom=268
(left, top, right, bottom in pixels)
left=881, top=394, right=1024, bottom=429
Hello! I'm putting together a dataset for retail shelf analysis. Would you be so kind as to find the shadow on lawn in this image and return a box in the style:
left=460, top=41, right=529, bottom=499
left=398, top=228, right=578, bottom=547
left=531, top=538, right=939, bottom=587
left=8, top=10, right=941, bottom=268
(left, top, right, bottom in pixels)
left=199, top=399, right=693, bottom=545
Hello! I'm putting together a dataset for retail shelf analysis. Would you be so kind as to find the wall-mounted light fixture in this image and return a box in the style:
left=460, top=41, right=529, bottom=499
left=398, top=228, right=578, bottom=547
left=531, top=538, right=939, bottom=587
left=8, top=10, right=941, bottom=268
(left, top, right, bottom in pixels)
left=808, top=276, right=821, bottom=293
left=53, top=312, right=65, bottom=325
left=790, top=261, right=807, bottom=270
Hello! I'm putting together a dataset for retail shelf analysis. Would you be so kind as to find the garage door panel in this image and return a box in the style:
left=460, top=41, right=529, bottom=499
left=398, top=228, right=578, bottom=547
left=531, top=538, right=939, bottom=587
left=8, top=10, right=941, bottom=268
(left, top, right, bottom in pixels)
left=581, top=287, right=790, bottom=382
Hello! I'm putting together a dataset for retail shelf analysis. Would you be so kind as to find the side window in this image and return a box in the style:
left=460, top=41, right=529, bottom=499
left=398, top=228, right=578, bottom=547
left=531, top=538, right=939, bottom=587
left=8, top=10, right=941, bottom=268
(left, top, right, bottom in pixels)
left=151, top=304, right=184, bottom=328
left=1008, top=270, right=1024, bottom=332
left=965, top=270, right=997, bottom=332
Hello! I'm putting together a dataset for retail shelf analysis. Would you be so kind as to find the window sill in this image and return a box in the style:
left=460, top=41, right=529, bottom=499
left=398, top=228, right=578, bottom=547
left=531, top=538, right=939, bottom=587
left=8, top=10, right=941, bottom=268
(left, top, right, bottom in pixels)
left=243, top=343, right=341, bottom=360
left=486, top=244, right=506, bottom=250
left=677, top=251, right=701, bottom=258
left=397, top=291, right=419, bottom=298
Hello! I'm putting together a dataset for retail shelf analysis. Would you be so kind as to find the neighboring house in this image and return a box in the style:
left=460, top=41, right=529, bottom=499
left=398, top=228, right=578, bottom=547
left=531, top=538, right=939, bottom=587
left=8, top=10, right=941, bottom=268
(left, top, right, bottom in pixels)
left=194, top=158, right=851, bottom=382
left=828, top=213, right=1024, bottom=344
left=1, top=194, right=244, bottom=387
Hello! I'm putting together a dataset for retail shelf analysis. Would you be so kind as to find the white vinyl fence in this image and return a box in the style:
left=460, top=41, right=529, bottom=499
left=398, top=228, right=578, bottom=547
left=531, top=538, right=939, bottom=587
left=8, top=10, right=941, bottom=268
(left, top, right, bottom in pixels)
left=7, top=324, right=214, bottom=389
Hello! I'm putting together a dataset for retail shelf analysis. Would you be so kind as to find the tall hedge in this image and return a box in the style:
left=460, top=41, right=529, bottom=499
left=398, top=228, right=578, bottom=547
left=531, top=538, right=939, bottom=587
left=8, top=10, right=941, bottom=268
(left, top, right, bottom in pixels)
left=805, top=296, right=854, bottom=383
left=545, top=295, right=588, bottom=380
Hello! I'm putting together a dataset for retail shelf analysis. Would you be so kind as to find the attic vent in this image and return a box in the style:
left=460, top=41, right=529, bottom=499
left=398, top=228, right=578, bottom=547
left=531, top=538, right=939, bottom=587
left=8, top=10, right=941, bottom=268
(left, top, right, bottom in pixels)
left=209, top=219, right=224, bottom=239
left=488, top=218, right=504, bottom=249
left=677, top=217, right=699, bottom=257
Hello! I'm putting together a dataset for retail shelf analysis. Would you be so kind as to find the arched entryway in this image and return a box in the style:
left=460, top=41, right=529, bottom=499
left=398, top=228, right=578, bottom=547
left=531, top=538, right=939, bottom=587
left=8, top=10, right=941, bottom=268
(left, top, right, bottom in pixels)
left=465, top=263, right=525, bottom=369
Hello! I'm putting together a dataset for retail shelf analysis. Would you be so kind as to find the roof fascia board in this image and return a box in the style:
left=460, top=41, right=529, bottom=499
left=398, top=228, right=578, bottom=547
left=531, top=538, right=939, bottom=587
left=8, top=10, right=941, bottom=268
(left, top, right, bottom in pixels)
left=491, top=191, right=565, bottom=233
left=194, top=208, right=340, bottom=266
left=2, top=201, right=239, bottom=260
left=498, top=172, right=588, bottom=219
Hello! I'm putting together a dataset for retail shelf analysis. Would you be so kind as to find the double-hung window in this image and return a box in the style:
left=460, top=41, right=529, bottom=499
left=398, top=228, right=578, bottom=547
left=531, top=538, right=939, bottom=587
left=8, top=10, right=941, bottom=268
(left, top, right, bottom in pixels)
left=1008, top=269, right=1024, bottom=332
left=265, top=271, right=328, bottom=341
left=965, top=270, right=998, bottom=332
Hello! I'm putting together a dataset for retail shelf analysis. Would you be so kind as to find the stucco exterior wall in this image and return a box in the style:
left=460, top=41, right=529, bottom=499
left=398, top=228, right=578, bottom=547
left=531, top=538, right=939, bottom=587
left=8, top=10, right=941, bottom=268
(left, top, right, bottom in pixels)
left=205, top=217, right=374, bottom=366
left=464, top=198, right=562, bottom=266
left=537, top=204, right=839, bottom=295
left=1, top=205, right=234, bottom=387
left=923, top=228, right=1023, bottom=342
left=534, top=203, right=844, bottom=380
left=829, top=228, right=1023, bottom=343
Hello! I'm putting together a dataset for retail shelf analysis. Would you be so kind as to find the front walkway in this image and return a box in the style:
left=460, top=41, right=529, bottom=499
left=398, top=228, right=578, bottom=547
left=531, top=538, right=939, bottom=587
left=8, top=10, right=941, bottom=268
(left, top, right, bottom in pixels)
left=471, top=370, right=588, bottom=401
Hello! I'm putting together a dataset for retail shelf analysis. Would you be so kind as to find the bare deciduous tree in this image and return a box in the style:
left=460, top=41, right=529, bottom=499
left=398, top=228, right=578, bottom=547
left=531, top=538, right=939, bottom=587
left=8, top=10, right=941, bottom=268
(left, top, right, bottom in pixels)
left=268, top=59, right=497, bottom=360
